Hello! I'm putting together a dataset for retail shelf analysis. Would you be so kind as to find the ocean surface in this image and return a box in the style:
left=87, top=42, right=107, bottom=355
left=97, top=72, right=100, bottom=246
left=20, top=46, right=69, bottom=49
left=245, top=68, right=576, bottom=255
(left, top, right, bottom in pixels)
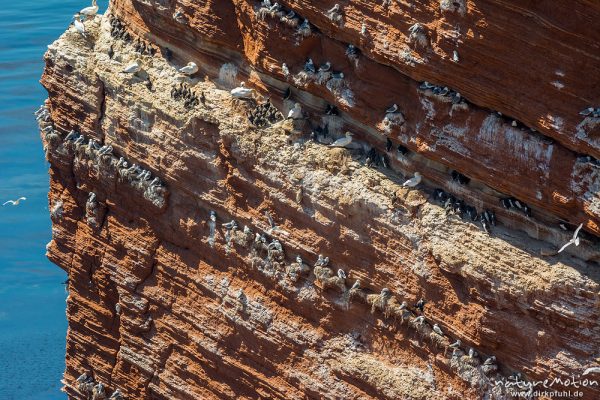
left=0, top=1, right=108, bottom=399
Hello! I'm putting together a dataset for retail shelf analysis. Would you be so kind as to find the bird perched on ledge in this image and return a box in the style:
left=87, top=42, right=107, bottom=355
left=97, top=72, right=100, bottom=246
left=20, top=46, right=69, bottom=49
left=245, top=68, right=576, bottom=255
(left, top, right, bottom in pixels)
left=179, top=62, right=198, bottom=75
left=329, top=131, right=353, bottom=148
left=122, top=59, right=141, bottom=74
left=79, top=0, right=98, bottom=19
left=402, top=172, right=421, bottom=188
left=231, top=82, right=255, bottom=99
left=72, top=14, right=86, bottom=38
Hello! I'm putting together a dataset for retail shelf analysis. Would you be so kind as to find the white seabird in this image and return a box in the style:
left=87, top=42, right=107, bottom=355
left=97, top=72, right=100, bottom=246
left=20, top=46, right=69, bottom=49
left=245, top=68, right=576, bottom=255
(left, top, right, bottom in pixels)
left=402, top=172, right=422, bottom=187
left=583, top=367, right=600, bottom=376
left=329, top=131, right=353, bottom=148
left=557, top=223, right=583, bottom=253
left=433, top=323, right=444, bottom=336
left=230, top=82, right=254, bottom=99
left=178, top=62, right=198, bottom=75
left=73, top=14, right=86, bottom=37
left=122, top=60, right=141, bottom=74
left=80, top=0, right=99, bottom=19
left=2, top=197, right=27, bottom=206
left=287, top=103, right=303, bottom=119
left=337, top=269, right=346, bottom=279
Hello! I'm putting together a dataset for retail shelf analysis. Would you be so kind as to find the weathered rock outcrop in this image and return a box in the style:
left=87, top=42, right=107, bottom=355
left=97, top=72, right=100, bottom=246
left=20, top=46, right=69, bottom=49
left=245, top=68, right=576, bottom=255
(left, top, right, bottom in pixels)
left=40, top=1, right=600, bottom=399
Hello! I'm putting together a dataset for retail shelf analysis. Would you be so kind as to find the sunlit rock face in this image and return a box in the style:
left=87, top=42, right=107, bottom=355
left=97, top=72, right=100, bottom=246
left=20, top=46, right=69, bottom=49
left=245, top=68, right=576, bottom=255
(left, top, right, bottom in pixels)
left=40, top=1, right=600, bottom=399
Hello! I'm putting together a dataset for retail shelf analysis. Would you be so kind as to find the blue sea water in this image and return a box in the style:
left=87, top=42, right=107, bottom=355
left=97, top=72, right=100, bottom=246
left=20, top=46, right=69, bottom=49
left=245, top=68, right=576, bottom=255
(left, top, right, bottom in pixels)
left=0, top=1, right=108, bottom=399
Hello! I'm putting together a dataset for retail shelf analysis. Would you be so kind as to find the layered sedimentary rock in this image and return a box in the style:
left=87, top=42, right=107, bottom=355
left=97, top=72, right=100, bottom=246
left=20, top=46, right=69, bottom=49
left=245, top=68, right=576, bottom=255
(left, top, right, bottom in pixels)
left=40, top=1, right=600, bottom=399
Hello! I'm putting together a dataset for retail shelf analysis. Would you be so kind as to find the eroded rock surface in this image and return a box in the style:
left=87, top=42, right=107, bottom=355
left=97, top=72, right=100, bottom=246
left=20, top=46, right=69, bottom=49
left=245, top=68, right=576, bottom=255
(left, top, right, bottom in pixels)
left=40, top=1, right=600, bottom=399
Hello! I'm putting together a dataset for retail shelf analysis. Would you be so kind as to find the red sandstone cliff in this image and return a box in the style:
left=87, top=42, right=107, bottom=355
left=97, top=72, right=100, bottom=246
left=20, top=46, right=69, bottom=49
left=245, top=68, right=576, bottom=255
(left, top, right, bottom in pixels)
left=39, top=1, right=600, bottom=399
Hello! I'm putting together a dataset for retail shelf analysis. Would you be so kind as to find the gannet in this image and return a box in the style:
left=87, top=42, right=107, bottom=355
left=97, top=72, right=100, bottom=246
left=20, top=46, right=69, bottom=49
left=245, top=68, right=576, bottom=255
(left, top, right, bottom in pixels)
left=122, top=60, right=141, bottom=74
left=80, top=0, right=99, bottom=19
left=329, top=131, right=353, bottom=148
left=558, top=223, right=583, bottom=253
left=73, top=14, right=86, bottom=37
left=287, top=103, right=302, bottom=119
left=178, top=62, right=198, bottom=75
left=230, top=82, right=254, bottom=99
left=3, top=197, right=27, bottom=206
left=402, top=172, right=421, bottom=187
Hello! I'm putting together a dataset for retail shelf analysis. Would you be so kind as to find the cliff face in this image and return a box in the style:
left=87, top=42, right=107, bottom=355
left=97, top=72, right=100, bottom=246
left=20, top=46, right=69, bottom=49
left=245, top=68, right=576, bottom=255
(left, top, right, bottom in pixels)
left=39, top=1, right=600, bottom=399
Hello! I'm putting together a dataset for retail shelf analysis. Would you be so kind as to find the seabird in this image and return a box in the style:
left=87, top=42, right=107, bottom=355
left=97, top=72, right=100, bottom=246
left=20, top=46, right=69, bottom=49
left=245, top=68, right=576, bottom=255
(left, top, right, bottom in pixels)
left=80, top=0, right=99, bottom=18
left=415, top=298, right=426, bottom=312
left=386, top=104, right=398, bottom=114
left=351, top=280, right=360, bottom=290
left=327, top=4, right=340, bottom=14
left=178, top=62, right=198, bottom=75
left=360, top=23, right=367, bottom=36
left=468, top=348, right=478, bottom=358
left=72, top=14, right=86, bottom=37
left=304, top=58, right=316, bottom=74
left=480, top=214, right=491, bottom=234
left=500, top=198, right=511, bottom=209
left=122, top=60, right=141, bottom=74
left=2, top=197, right=26, bottom=206
left=282, top=63, right=290, bottom=76
left=557, top=223, right=583, bottom=253
left=319, top=62, right=331, bottom=72
left=448, top=339, right=461, bottom=348
left=452, top=50, right=459, bottom=62
left=230, top=82, right=254, bottom=99
left=511, top=120, right=518, bottom=127
left=523, top=205, right=532, bottom=217
left=284, top=10, right=295, bottom=19
left=414, top=315, right=425, bottom=325
left=402, top=172, right=422, bottom=188
left=337, top=269, right=346, bottom=279
left=433, top=324, right=444, bottom=336
left=329, top=131, right=353, bottom=148
left=580, top=107, right=594, bottom=116
left=65, top=130, right=79, bottom=141
left=484, top=356, right=496, bottom=366
left=287, top=103, right=303, bottom=119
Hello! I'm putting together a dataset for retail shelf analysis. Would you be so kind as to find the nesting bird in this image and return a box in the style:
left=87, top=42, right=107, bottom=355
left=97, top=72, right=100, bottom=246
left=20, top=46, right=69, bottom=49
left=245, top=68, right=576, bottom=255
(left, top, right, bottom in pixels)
left=402, top=172, right=422, bottom=188
left=231, top=82, right=255, bottom=99
left=287, top=103, right=303, bottom=119
left=122, top=60, right=141, bottom=74
left=179, top=62, right=198, bottom=75
left=329, top=131, right=353, bottom=148
left=79, top=0, right=99, bottom=19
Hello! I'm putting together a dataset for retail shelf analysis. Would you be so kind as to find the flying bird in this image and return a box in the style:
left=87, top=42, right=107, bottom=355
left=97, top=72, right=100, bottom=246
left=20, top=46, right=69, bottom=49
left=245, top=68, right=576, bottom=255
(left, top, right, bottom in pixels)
left=557, top=223, right=583, bottom=253
left=3, top=197, right=26, bottom=206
